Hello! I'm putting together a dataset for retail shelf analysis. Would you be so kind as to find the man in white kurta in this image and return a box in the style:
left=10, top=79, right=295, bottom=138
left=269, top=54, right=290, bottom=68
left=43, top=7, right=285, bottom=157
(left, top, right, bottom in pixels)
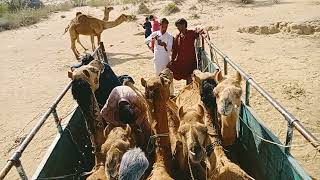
left=145, top=18, right=174, bottom=95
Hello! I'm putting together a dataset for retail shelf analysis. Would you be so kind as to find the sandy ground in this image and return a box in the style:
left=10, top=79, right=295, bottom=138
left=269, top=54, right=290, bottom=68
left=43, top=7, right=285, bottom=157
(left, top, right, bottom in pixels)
left=0, top=0, right=319, bottom=179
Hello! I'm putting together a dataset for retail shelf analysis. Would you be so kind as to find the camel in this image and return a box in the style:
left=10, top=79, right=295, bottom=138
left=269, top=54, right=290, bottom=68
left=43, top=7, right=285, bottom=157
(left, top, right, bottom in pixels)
left=65, top=12, right=133, bottom=59
left=68, top=59, right=106, bottom=166
left=102, top=125, right=133, bottom=179
left=140, top=73, right=174, bottom=180
left=173, top=69, right=252, bottom=179
left=214, top=71, right=242, bottom=146
left=176, top=105, right=211, bottom=180
left=64, top=7, right=114, bottom=53
left=86, top=125, right=133, bottom=180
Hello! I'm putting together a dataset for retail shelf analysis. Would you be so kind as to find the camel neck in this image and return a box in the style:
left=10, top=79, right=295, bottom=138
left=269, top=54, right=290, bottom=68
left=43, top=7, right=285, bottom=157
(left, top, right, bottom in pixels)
left=152, top=97, right=171, bottom=149
left=103, top=16, right=125, bottom=30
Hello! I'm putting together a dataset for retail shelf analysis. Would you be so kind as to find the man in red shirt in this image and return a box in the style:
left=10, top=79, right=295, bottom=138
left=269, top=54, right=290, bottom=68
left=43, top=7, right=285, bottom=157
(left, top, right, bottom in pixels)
left=168, top=18, right=204, bottom=84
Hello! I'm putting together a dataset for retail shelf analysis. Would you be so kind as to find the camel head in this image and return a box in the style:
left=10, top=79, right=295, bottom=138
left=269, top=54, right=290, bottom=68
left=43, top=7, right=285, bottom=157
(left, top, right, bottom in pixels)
left=141, top=76, right=171, bottom=102
left=102, top=124, right=132, bottom=179
left=119, top=14, right=135, bottom=21
left=105, top=6, right=114, bottom=12
left=68, top=59, right=104, bottom=92
left=214, top=71, right=242, bottom=116
left=178, top=105, right=208, bottom=164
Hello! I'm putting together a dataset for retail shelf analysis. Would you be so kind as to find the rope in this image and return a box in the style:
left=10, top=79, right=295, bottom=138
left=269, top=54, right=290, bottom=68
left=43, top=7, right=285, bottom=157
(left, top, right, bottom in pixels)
left=35, top=170, right=93, bottom=180
left=187, top=153, right=195, bottom=180
left=238, top=116, right=319, bottom=149
left=150, top=133, right=169, bottom=139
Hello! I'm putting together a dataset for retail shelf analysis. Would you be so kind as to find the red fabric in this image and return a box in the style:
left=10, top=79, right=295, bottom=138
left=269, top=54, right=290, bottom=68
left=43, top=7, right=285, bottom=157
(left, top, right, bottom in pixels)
left=150, top=20, right=160, bottom=53
left=152, top=20, right=160, bottom=32
left=168, top=30, right=199, bottom=80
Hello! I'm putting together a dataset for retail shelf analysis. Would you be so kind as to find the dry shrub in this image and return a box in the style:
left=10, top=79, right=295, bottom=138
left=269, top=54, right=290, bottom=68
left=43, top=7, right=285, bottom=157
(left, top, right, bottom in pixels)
left=0, top=3, right=9, bottom=17
left=190, top=13, right=200, bottom=19
left=189, top=5, right=197, bottom=10
left=0, top=2, right=72, bottom=32
left=241, top=0, right=254, bottom=4
left=137, top=2, right=150, bottom=14
left=87, top=0, right=109, bottom=7
left=163, top=2, right=179, bottom=15
left=71, top=0, right=87, bottom=7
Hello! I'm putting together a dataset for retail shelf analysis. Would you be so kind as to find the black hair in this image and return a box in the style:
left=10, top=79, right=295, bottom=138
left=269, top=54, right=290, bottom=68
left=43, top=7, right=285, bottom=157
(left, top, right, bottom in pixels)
left=149, top=15, right=154, bottom=20
left=160, top=18, right=169, bottom=25
left=175, top=18, right=187, bottom=28
left=119, top=103, right=135, bottom=124
left=145, top=16, right=149, bottom=21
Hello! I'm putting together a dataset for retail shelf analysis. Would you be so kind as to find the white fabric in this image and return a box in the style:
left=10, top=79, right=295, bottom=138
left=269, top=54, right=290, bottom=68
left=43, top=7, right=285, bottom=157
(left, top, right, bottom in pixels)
left=145, top=31, right=174, bottom=95
left=145, top=31, right=174, bottom=75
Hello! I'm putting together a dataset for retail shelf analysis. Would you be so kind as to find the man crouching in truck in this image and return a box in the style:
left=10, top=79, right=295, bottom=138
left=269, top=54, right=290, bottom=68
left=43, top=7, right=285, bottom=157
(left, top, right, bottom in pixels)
left=100, top=85, right=151, bottom=151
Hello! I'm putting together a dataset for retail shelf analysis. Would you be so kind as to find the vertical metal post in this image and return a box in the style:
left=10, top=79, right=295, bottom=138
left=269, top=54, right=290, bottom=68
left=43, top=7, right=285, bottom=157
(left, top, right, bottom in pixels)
left=223, top=57, right=228, bottom=75
left=285, top=122, right=294, bottom=154
left=14, top=160, right=28, bottom=180
left=52, top=108, right=63, bottom=134
left=99, top=42, right=108, bottom=64
left=245, top=80, right=250, bottom=106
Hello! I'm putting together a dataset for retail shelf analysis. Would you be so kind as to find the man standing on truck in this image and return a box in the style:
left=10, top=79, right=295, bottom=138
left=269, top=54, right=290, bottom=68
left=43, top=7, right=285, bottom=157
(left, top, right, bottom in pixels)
left=168, top=18, right=204, bottom=85
left=145, top=18, right=174, bottom=96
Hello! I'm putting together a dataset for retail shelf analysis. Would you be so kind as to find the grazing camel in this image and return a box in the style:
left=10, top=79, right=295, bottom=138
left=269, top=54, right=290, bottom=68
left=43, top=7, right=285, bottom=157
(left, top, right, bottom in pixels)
left=64, top=7, right=114, bottom=52
left=68, top=59, right=106, bottom=166
left=66, top=13, right=133, bottom=59
left=214, top=71, right=242, bottom=146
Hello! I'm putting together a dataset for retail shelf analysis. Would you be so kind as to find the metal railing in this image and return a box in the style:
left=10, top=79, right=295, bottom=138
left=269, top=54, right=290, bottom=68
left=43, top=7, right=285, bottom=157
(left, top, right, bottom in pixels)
left=0, top=42, right=107, bottom=180
left=201, top=35, right=320, bottom=153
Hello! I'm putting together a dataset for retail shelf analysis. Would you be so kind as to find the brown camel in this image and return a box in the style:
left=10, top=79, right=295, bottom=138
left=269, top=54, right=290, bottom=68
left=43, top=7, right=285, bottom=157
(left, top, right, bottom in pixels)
left=68, top=59, right=106, bottom=167
left=141, top=73, right=174, bottom=180
left=64, top=7, right=114, bottom=53
left=174, top=70, right=252, bottom=179
left=214, top=71, right=242, bottom=146
left=66, top=13, right=133, bottom=59
left=103, top=125, right=133, bottom=180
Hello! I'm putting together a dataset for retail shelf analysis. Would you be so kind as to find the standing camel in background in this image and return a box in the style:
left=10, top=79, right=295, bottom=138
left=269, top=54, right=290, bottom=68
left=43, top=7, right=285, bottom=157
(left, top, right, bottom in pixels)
left=65, top=11, right=133, bottom=59
left=64, top=7, right=114, bottom=52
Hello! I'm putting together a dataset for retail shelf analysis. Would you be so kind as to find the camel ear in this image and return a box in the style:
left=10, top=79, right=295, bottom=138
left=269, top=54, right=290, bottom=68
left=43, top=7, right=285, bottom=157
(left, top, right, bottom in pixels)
left=83, top=69, right=90, bottom=78
left=125, top=124, right=131, bottom=136
left=104, top=125, right=113, bottom=138
left=205, top=157, right=211, bottom=170
left=68, top=71, right=73, bottom=79
left=141, top=78, right=147, bottom=87
left=235, top=72, right=242, bottom=84
left=193, top=70, right=201, bottom=84
left=197, top=104, right=204, bottom=118
left=215, top=71, right=223, bottom=82
left=178, top=106, right=185, bottom=118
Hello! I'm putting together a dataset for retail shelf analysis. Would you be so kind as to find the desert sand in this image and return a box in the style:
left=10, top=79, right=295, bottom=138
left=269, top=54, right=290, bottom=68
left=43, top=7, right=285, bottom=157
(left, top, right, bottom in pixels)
left=0, top=0, right=319, bottom=179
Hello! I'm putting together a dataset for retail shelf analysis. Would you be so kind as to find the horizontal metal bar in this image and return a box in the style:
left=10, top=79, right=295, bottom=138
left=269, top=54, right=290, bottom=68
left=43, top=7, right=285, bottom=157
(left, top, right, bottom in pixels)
left=0, top=81, right=72, bottom=179
left=202, top=36, right=320, bottom=151
left=0, top=44, right=105, bottom=179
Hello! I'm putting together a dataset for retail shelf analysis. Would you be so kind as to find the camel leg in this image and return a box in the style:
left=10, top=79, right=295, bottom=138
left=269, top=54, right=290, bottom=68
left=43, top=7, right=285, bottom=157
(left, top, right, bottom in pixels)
left=77, top=34, right=88, bottom=51
left=91, top=35, right=96, bottom=51
left=71, top=37, right=80, bottom=60
left=97, top=34, right=101, bottom=45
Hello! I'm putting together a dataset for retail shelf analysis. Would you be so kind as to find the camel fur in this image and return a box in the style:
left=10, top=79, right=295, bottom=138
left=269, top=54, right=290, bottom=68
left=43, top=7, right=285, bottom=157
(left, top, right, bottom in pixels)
left=102, top=125, right=133, bottom=180
left=141, top=72, right=174, bottom=180
left=64, top=7, right=114, bottom=53
left=68, top=59, right=106, bottom=167
left=214, top=71, right=242, bottom=146
left=65, top=12, right=133, bottom=59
